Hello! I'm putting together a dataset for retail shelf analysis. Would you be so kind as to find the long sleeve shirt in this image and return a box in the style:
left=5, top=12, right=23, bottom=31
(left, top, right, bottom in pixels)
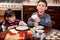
left=1, top=19, right=20, bottom=31
left=27, top=12, right=52, bottom=27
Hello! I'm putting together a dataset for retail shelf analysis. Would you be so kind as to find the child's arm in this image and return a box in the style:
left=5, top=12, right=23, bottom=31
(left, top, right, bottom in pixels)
left=1, top=25, right=6, bottom=31
left=19, top=21, right=27, bottom=26
left=39, top=15, right=52, bottom=27
left=27, top=18, right=34, bottom=27
left=27, top=14, right=40, bottom=27
left=8, top=26, right=15, bottom=29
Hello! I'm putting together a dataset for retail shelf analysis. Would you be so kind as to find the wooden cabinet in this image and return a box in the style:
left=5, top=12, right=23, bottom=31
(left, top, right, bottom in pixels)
left=0, top=10, right=5, bottom=16
left=23, top=6, right=60, bottom=29
left=46, top=6, right=60, bottom=29
left=23, top=6, right=37, bottom=23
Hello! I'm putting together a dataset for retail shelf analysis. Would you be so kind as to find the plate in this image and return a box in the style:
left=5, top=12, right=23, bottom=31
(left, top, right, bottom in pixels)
left=32, top=26, right=44, bottom=30
left=36, top=30, right=44, bottom=33
left=9, top=29, right=18, bottom=33
left=36, top=26, right=44, bottom=30
left=16, top=26, right=28, bottom=30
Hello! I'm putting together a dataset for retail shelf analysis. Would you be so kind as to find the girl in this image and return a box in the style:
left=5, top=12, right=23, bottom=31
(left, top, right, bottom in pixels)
left=1, top=9, right=27, bottom=31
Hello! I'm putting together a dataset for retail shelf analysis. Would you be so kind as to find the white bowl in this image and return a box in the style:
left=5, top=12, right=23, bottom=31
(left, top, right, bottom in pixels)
left=16, top=26, right=28, bottom=30
left=36, top=30, right=44, bottom=33
left=36, top=26, right=44, bottom=30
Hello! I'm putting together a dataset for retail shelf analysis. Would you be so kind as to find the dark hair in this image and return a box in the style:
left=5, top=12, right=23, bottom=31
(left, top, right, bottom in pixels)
left=4, top=9, right=15, bottom=20
left=37, top=0, right=47, bottom=6
left=4, top=9, right=15, bottom=29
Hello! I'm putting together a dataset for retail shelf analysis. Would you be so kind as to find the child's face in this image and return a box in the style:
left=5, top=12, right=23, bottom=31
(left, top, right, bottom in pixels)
left=37, top=2, right=47, bottom=13
left=6, top=15, right=16, bottom=22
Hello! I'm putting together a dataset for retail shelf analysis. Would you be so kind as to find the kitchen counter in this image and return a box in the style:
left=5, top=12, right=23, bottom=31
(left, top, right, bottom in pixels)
left=0, top=2, right=60, bottom=9
left=0, top=3, right=23, bottom=10
left=23, top=1, right=60, bottom=6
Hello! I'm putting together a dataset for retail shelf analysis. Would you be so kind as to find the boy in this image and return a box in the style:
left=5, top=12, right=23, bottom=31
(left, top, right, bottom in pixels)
left=27, top=0, right=52, bottom=27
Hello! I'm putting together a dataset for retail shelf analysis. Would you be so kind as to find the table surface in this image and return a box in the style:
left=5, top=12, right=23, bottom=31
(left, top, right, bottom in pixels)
left=0, top=27, right=53, bottom=40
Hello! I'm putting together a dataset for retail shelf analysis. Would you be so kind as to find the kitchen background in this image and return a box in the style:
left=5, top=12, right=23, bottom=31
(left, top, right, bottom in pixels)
left=0, top=0, right=60, bottom=29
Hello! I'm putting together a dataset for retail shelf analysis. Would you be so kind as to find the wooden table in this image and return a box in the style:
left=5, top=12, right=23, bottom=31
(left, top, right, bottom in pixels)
left=0, top=27, right=53, bottom=40
left=44, top=27, right=53, bottom=34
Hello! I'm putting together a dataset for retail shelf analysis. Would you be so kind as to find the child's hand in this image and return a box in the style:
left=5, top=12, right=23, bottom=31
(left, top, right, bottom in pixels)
left=34, top=17, right=40, bottom=23
left=19, top=21, right=27, bottom=26
left=19, top=21, right=23, bottom=26
left=34, top=22, right=38, bottom=27
left=8, top=26, right=15, bottom=29
left=31, top=14, right=40, bottom=23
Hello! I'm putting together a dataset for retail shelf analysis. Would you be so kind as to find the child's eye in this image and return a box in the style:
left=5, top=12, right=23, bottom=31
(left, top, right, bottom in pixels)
left=42, top=5, right=45, bottom=7
left=38, top=5, right=41, bottom=6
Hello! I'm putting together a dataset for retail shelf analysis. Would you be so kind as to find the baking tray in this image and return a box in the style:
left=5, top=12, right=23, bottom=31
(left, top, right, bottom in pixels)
left=47, top=29, right=60, bottom=35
